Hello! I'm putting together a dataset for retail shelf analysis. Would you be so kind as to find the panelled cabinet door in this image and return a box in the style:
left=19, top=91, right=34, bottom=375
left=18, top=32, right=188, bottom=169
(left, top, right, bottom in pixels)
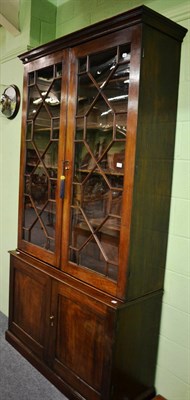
left=18, top=51, right=69, bottom=267
left=8, top=254, right=51, bottom=361
left=50, top=280, right=115, bottom=400
left=62, top=26, right=142, bottom=299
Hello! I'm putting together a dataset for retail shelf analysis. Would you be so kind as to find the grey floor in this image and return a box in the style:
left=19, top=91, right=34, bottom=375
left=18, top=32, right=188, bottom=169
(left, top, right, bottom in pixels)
left=0, top=312, right=68, bottom=400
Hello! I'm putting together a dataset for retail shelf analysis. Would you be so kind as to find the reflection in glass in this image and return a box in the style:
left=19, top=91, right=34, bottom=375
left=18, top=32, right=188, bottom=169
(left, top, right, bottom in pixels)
left=26, top=122, right=33, bottom=141
left=77, top=74, right=99, bottom=116
left=115, top=113, right=127, bottom=138
left=79, top=57, right=87, bottom=73
left=55, top=63, right=62, bottom=77
left=89, top=48, right=117, bottom=86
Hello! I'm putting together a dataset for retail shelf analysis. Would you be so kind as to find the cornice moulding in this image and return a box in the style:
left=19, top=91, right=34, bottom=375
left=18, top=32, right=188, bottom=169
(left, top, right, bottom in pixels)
left=0, top=3, right=189, bottom=64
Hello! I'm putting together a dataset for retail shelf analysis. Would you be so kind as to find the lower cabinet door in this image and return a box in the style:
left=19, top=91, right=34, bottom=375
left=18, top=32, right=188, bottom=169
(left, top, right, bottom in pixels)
left=50, top=280, right=115, bottom=400
left=8, top=254, right=51, bottom=361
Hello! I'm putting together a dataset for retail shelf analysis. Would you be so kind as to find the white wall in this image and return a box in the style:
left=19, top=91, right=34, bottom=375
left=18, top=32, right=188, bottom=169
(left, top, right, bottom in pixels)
left=0, top=58, right=23, bottom=313
left=0, top=0, right=30, bottom=313
left=154, top=13, right=190, bottom=400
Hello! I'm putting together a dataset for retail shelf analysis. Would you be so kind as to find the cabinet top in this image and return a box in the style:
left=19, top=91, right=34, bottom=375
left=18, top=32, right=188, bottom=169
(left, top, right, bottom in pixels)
left=20, top=5, right=187, bottom=64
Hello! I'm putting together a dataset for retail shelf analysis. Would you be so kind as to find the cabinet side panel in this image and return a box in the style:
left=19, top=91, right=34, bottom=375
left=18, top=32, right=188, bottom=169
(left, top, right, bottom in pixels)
left=127, top=25, right=183, bottom=299
left=112, top=292, right=162, bottom=399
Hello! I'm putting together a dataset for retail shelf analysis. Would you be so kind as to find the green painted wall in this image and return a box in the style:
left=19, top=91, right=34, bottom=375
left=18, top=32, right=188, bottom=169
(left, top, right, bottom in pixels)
left=0, top=0, right=31, bottom=62
left=30, top=0, right=57, bottom=47
left=0, top=0, right=32, bottom=317
left=55, top=0, right=190, bottom=37
left=0, top=1, right=189, bottom=399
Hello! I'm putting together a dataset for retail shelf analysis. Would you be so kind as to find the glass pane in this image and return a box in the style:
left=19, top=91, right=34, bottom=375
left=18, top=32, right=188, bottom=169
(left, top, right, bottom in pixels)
left=119, top=44, right=131, bottom=62
left=27, top=85, right=41, bottom=118
left=31, top=165, right=48, bottom=206
left=89, top=48, right=117, bottom=87
left=22, top=63, right=61, bottom=252
left=74, top=142, right=93, bottom=177
left=45, top=80, right=61, bottom=118
left=29, top=71, right=35, bottom=85
left=41, top=202, right=56, bottom=235
left=36, top=66, right=54, bottom=92
left=55, top=63, right=62, bottom=77
left=75, top=119, right=84, bottom=140
left=77, top=74, right=99, bottom=116
left=79, top=57, right=87, bottom=73
left=115, top=114, right=127, bottom=138
left=69, top=44, right=131, bottom=280
left=49, top=179, right=57, bottom=199
left=110, top=191, right=122, bottom=215
left=86, top=96, right=113, bottom=131
left=26, top=121, right=33, bottom=140
left=105, top=176, right=124, bottom=194
left=33, top=125, right=50, bottom=154
left=23, top=196, right=55, bottom=251
left=107, top=263, right=118, bottom=280
left=102, top=64, right=129, bottom=113
left=26, top=143, right=38, bottom=173
left=52, top=118, right=60, bottom=139
left=30, top=220, right=51, bottom=250
left=43, top=141, right=58, bottom=170
left=107, top=142, right=125, bottom=173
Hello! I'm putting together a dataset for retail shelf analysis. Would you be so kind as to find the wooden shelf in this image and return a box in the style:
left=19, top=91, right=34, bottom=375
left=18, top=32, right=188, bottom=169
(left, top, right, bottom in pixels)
left=77, top=168, right=124, bottom=176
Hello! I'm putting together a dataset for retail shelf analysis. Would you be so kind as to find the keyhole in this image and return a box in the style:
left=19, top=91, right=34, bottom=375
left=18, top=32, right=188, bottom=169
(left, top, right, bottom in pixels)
left=49, top=315, right=54, bottom=327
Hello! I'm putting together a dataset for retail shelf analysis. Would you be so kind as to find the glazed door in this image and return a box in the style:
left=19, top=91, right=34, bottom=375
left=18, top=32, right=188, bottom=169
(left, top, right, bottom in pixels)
left=18, top=51, right=69, bottom=266
left=62, top=26, right=142, bottom=298
left=49, top=280, right=115, bottom=400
